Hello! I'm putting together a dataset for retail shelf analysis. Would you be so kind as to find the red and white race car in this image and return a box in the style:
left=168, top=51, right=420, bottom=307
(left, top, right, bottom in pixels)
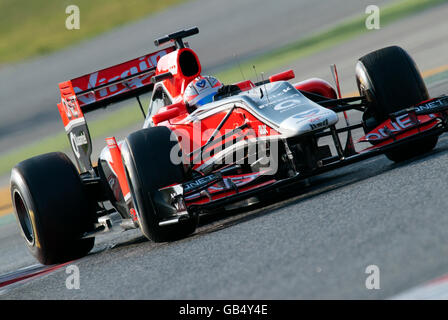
left=10, top=27, right=448, bottom=264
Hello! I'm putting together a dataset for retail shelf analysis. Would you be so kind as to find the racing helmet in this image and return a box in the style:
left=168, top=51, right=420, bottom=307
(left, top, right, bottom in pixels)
left=184, top=76, right=223, bottom=110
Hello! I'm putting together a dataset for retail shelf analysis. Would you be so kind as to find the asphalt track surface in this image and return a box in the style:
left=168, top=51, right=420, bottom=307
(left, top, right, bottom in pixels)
left=2, top=1, right=448, bottom=299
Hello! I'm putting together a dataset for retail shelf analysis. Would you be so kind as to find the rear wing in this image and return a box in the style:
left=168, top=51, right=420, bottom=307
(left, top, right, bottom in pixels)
left=61, top=45, right=175, bottom=113
left=57, top=46, right=175, bottom=173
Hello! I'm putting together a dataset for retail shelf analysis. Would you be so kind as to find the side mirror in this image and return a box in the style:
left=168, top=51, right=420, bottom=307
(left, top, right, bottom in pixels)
left=269, top=69, right=295, bottom=82
left=152, top=102, right=185, bottom=125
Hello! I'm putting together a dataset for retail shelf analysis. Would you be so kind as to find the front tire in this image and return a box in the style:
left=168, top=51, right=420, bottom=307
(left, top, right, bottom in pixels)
left=122, top=127, right=198, bottom=242
left=356, top=46, right=438, bottom=162
left=10, top=152, right=95, bottom=265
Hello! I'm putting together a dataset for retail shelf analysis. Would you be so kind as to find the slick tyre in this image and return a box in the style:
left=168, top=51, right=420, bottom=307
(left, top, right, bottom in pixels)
left=10, top=152, right=95, bottom=265
left=356, top=46, right=438, bottom=162
left=122, top=126, right=198, bottom=242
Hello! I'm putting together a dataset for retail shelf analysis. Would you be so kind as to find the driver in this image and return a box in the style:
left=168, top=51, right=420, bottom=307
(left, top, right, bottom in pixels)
left=183, top=75, right=223, bottom=113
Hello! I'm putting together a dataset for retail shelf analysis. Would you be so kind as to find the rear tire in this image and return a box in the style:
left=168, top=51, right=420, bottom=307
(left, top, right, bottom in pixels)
left=122, top=127, right=198, bottom=242
left=10, top=152, right=95, bottom=265
left=356, top=46, right=438, bottom=162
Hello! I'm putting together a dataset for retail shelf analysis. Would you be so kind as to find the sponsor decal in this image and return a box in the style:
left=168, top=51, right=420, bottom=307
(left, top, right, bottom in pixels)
left=273, top=98, right=303, bottom=112
left=69, top=131, right=88, bottom=158
left=184, top=172, right=263, bottom=200
left=415, top=97, right=448, bottom=114
left=183, top=173, right=222, bottom=194
left=365, top=114, right=415, bottom=141
left=256, top=82, right=304, bottom=110
left=106, top=138, right=117, bottom=147
left=72, top=49, right=170, bottom=105
left=265, top=86, right=294, bottom=102
left=309, top=118, right=328, bottom=130
left=70, top=132, right=81, bottom=158
left=208, top=76, right=219, bottom=87
left=195, top=79, right=207, bottom=89
left=62, top=95, right=80, bottom=120
left=73, top=132, right=88, bottom=146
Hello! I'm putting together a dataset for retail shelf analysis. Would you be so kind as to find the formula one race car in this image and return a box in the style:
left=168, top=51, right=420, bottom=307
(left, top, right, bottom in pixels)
left=10, top=27, right=448, bottom=264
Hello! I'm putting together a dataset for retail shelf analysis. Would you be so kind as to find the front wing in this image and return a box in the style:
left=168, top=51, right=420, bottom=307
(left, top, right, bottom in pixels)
left=158, top=95, right=448, bottom=221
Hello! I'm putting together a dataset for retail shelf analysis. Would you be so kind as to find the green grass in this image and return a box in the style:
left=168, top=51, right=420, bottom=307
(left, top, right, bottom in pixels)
left=0, top=0, right=187, bottom=64
left=0, top=0, right=447, bottom=177
left=216, top=0, right=448, bottom=83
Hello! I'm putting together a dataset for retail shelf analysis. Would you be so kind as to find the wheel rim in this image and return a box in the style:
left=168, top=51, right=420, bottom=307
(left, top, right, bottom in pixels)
left=13, top=190, right=34, bottom=245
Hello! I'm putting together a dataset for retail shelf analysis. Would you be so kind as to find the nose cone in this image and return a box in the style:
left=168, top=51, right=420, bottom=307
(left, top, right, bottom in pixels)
left=279, top=106, right=339, bottom=137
